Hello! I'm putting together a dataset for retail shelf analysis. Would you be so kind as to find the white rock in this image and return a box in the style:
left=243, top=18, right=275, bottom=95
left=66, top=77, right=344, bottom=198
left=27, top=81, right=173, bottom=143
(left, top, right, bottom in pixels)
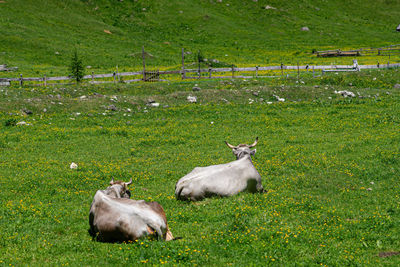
left=16, top=121, right=31, bottom=126
left=150, top=102, right=160, bottom=107
left=70, top=162, right=78, bottom=169
left=335, top=90, right=355, bottom=98
left=273, top=95, right=285, bottom=102
left=187, top=95, right=197, bottom=103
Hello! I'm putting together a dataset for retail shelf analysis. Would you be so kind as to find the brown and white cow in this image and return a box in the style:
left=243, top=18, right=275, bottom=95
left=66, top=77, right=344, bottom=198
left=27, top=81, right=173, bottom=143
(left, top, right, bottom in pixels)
left=89, top=178, right=174, bottom=242
left=175, top=137, right=265, bottom=201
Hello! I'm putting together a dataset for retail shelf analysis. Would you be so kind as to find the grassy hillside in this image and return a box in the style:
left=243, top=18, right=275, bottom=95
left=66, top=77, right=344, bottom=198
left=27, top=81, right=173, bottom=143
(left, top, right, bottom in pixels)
left=0, top=0, right=399, bottom=76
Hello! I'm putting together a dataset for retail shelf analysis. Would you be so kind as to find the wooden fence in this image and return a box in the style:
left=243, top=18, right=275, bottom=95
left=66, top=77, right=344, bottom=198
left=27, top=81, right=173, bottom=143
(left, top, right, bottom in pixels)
left=0, top=62, right=399, bottom=87
left=316, top=44, right=400, bottom=57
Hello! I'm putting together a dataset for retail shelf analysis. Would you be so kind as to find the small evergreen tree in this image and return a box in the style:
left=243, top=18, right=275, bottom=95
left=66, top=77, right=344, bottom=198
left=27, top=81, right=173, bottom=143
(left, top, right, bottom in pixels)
left=70, top=49, right=84, bottom=83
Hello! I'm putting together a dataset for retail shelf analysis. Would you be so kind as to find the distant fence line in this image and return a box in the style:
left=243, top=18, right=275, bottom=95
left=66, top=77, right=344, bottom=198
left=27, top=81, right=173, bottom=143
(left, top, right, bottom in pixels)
left=0, top=62, right=399, bottom=87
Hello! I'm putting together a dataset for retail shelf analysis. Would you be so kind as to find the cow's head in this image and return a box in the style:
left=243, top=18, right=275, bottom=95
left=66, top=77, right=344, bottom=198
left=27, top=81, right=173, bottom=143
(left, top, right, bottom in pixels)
left=225, top=137, right=258, bottom=160
left=105, top=178, right=133, bottom=198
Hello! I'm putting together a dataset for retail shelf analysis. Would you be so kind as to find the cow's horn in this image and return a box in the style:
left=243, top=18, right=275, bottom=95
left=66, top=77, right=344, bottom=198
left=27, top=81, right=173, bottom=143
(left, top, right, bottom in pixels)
left=225, top=141, right=237, bottom=149
left=125, top=178, right=133, bottom=186
left=110, top=177, right=115, bottom=185
left=248, top=137, right=258, bottom=148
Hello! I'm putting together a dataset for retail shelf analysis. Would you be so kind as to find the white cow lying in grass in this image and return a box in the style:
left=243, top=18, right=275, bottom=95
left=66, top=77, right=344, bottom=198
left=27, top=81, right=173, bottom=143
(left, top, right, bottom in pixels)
left=175, top=137, right=264, bottom=201
left=89, top=178, right=175, bottom=242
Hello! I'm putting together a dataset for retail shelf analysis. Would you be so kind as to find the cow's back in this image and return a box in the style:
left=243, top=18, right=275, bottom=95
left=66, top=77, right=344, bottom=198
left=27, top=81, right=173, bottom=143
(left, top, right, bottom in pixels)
left=175, top=157, right=262, bottom=201
left=89, top=193, right=170, bottom=242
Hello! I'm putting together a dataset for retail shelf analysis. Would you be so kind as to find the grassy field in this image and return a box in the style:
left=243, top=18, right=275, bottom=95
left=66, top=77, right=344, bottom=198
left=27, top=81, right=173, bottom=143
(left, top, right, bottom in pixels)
left=0, top=68, right=399, bottom=265
left=1, top=0, right=400, bottom=77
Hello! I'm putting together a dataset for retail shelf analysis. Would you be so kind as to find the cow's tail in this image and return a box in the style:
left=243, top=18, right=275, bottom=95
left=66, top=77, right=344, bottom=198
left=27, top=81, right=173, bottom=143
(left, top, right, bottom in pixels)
left=165, top=228, right=183, bottom=241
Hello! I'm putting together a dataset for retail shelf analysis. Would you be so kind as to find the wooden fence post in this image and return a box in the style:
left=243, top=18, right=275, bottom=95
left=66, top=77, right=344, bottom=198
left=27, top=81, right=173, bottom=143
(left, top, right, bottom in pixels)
left=43, top=74, right=47, bottom=86
left=142, top=46, right=146, bottom=81
left=116, top=65, right=120, bottom=82
left=312, top=66, right=315, bottom=78
left=19, top=74, right=23, bottom=87
left=209, top=68, right=212, bottom=79
left=256, top=66, right=258, bottom=78
left=231, top=65, right=234, bottom=78
left=92, top=71, right=94, bottom=83
left=297, top=61, right=300, bottom=81
left=281, top=63, right=283, bottom=76
left=181, top=48, right=186, bottom=79
left=113, top=72, right=116, bottom=83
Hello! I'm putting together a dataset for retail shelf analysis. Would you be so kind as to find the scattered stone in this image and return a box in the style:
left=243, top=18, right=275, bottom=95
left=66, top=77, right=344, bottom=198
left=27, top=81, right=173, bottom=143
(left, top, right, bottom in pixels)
left=265, top=5, right=276, bottom=9
left=273, top=95, right=285, bottom=102
left=55, top=51, right=60, bottom=55
left=70, top=162, right=78, bottom=169
left=150, top=102, right=160, bottom=107
left=379, top=251, right=400, bottom=258
left=107, top=104, right=117, bottom=111
left=301, top=26, right=310, bottom=31
left=22, top=109, right=33, bottom=115
left=79, top=95, right=87, bottom=100
left=394, top=84, right=400, bottom=89
left=93, top=92, right=104, bottom=97
left=86, top=66, right=92, bottom=69
left=192, top=86, right=201, bottom=91
left=252, top=91, right=259, bottom=96
left=366, top=188, right=373, bottom=191
left=335, top=90, right=356, bottom=98
left=43, top=108, right=47, bottom=112
left=187, top=95, right=197, bottom=103
left=370, top=181, right=375, bottom=185
left=16, top=121, right=31, bottom=126
left=314, top=85, right=319, bottom=88
left=348, top=83, right=353, bottom=86
left=163, top=105, right=170, bottom=108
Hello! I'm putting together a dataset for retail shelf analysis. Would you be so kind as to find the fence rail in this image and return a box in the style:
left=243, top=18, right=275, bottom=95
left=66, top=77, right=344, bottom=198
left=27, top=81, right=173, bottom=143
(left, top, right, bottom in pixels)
left=1, top=62, right=399, bottom=87
left=316, top=44, right=400, bottom=57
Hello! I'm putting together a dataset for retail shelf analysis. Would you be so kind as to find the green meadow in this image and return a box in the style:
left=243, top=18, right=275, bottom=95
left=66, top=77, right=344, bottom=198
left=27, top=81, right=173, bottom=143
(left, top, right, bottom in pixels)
left=1, top=69, right=400, bottom=265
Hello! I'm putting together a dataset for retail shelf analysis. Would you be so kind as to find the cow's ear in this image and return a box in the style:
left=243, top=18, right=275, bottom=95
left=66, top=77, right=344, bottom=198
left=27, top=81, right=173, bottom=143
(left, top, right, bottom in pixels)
left=250, top=149, right=257, bottom=156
